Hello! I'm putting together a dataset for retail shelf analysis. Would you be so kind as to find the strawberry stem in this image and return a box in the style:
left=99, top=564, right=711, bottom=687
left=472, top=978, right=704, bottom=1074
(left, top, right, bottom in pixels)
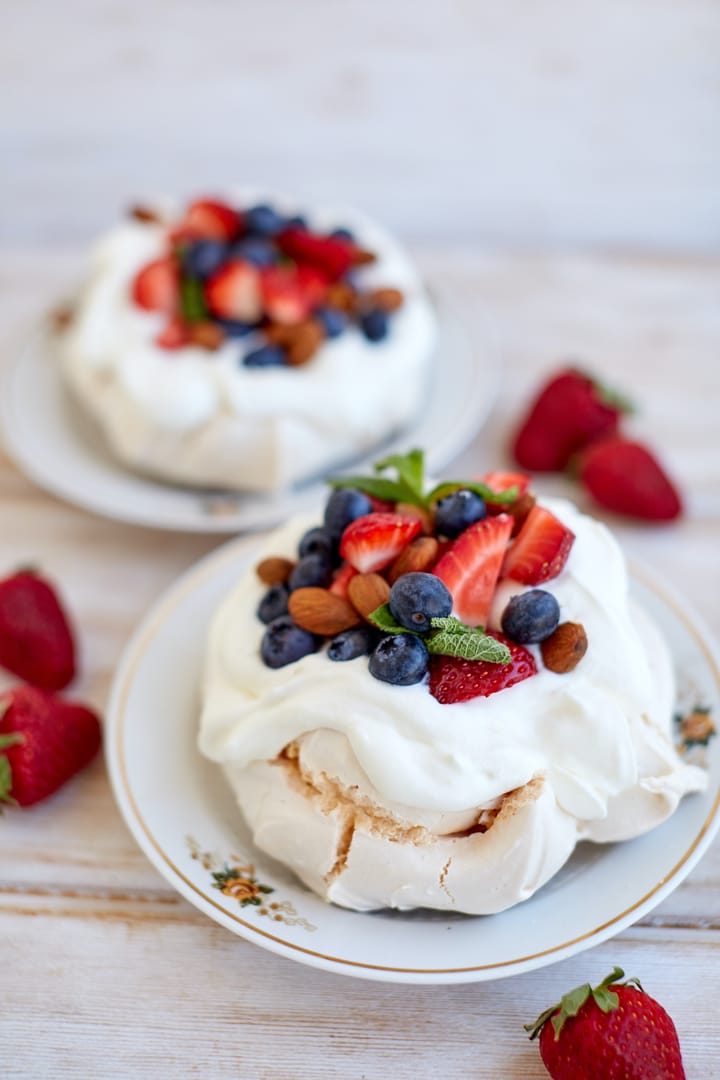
left=525, top=967, right=639, bottom=1041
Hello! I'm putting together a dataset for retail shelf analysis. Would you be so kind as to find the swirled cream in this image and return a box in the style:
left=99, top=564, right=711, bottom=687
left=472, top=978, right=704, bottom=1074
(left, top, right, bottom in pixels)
left=199, top=497, right=706, bottom=913
left=58, top=194, right=436, bottom=492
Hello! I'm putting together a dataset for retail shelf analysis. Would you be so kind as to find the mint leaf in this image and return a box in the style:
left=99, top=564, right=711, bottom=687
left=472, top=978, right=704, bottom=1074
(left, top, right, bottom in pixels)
left=427, top=625, right=511, bottom=662
left=327, top=475, right=414, bottom=503
left=426, top=480, right=519, bottom=506
left=367, top=603, right=411, bottom=636
left=179, top=275, right=208, bottom=323
left=374, top=449, right=425, bottom=501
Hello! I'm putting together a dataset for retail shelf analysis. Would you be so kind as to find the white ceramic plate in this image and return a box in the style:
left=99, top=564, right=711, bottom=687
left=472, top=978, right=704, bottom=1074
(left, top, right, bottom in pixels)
left=105, top=534, right=720, bottom=984
left=0, top=296, right=495, bottom=533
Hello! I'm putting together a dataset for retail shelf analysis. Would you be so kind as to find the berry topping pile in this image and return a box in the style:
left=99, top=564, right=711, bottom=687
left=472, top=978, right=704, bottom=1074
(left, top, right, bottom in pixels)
left=512, top=367, right=683, bottom=521
left=128, top=196, right=406, bottom=368
left=254, top=450, right=586, bottom=702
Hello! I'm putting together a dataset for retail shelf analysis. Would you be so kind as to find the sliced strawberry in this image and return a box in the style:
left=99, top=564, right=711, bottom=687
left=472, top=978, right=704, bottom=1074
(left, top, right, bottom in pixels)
left=481, top=471, right=531, bottom=498
left=340, top=513, right=422, bottom=574
left=155, top=316, right=191, bottom=350
left=180, top=198, right=242, bottom=241
left=577, top=436, right=683, bottom=522
left=260, top=265, right=312, bottom=325
left=131, top=256, right=180, bottom=313
left=276, top=227, right=355, bottom=281
left=205, top=259, right=262, bottom=322
left=328, top=562, right=359, bottom=599
left=432, top=514, right=513, bottom=627
left=429, top=633, right=537, bottom=703
left=502, top=505, right=575, bottom=584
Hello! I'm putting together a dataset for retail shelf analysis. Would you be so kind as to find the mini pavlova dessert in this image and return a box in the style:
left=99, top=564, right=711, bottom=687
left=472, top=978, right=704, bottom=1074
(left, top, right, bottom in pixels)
left=55, top=194, right=436, bottom=492
left=199, top=450, right=707, bottom=914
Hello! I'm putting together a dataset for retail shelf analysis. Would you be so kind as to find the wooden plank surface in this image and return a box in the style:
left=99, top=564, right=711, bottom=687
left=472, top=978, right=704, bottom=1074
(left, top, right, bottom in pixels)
left=1, top=249, right=719, bottom=1078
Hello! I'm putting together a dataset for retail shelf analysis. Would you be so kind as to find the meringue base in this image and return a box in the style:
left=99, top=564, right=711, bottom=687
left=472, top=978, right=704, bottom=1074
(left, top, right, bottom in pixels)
left=225, top=730, right=579, bottom=915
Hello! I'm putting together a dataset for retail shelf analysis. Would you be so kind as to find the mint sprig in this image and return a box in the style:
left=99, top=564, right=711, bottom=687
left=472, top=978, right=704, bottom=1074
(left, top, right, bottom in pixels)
left=328, top=448, right=518, bottom=510
left=367, top=605, right=512, bottom=664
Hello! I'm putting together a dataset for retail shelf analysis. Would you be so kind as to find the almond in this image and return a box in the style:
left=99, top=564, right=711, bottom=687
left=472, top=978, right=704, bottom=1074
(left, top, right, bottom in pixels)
left=287, top=319, right=325, bottom=366
left=347, top=573, right=391, bottom=620
left=395, top=502, right=434, bottom=535
left=188, top=321, right=226, bottom=351
left=256, top=556, right=295, bottom=586
left=129, top=204, right=163, bottom=224
left=541, top=621, right=588, bottom=673
left=509, top=491, right=537, bottom=536
left=325, top=282, right=357, bottom=312
left=288, top=587, right=361, bottom=635
left=369, top=287, right=404, bottom=312
left=353, top=247, right=377, bottom=266
left=388, top=536, right=439, bottom=584
left=50, top=305, right=74, bottom=332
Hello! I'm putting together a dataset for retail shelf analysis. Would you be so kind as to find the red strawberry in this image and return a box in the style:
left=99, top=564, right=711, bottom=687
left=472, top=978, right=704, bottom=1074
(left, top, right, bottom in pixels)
left=428, top=633, right=536, bottom=703
left=0, top=570, right=76, bottom=690
left=260, top=265, right=313, bottom=326
left=180, top=198, right=242, bottom=241
left=155, top=315, right=191, bottom=350
left=512, top=368, right=628, bottom=471
left=340, top=513, right=422, bottom=574
left=131, top=256, right=180, bottom=313
left=502, top=505, right=575, bottom=585
left=577, top=436, right=683, bottom=522
left=432, top=514, right=514, bottom=627
left=276, top=227, right=355, bottom=281
left=526, top=966, right=686, bottom=1080
left=481, top=470, right=531, bottom=498
left=205, top=259, right=262, bottom=322
left=329, top=562, right=359, bottom=599
left=0, top=686, right=101, bottom=807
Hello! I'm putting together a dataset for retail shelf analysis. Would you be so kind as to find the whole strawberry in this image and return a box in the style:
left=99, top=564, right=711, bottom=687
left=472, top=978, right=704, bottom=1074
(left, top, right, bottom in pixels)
left=513, top=368, right=630, bottom=471
left=0, top=686, right=101, bottom=807
left=577, top=437, right=683, bottom=522
left=526, top=966, right=686, bottom=1079
left=0, top=569, right=76, bottom=690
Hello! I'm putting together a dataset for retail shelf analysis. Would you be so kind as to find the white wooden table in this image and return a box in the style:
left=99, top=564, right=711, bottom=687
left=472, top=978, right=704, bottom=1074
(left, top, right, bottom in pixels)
left=1, top=249, right=719, bottom=1079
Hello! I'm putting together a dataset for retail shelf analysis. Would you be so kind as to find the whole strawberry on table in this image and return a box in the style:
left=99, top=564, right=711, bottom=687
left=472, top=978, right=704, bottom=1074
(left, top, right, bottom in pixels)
left=0, top=568, right=101, bottom=808
left=526, top=967, right=686, bottom=1079
left=512, top=367, right=683, bottom=522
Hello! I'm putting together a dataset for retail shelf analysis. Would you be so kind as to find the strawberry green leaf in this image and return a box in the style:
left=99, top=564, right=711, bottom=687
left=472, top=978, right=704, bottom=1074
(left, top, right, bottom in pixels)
left=0, top=750, right=18, bottom=805
left=525, top=967, right=627, bottom=1042
left=592, top=987, right=620, bottom=1012
left=0, top=733, right=23, bottom=751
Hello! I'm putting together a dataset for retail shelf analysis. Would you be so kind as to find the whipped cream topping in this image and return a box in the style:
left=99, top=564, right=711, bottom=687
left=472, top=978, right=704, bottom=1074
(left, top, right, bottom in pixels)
left=59, top=195, right=436, bottom=491
left=200, top=497, right=706, bottom=836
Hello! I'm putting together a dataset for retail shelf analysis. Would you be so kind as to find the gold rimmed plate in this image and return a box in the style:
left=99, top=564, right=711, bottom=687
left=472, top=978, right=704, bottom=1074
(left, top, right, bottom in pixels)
left=105, top=535, right=720, bottom=983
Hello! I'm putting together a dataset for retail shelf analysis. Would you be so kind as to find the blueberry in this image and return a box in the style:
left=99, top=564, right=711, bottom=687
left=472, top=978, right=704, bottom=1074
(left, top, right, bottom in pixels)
left=368, top=633, right=429, bottom=686
left=243, top=344, right=287, bottom=367
left=232, top=237, right=275, bottom=268
left=324, top=488, right=373, bottom=542
left=260, top=615, right=318, bottom=669
left=360, top=307, right=389, bottom=343
left=329, top=227, right=355, bottom=242
left=288, top=553, right=332, bottom=591
left=388, top=572, right=452, bottom=633
left=434, top=489, right=487, bottom=538
left=257, top=583, right=289, bottom=624
left=245, top=204, right=286, bottom=237
left=298, top=526, right=336, bottom=561
left=327, top=626, right=378, bottom=662
left=315, top=307, right=348, bottom=339
left=501, top=589, right=560, bottom=644
left=184, top=240, right=228, bottom=279
left=218, top=319, right=254, bottom=338
left=285, top=214, right=308, bottom=230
